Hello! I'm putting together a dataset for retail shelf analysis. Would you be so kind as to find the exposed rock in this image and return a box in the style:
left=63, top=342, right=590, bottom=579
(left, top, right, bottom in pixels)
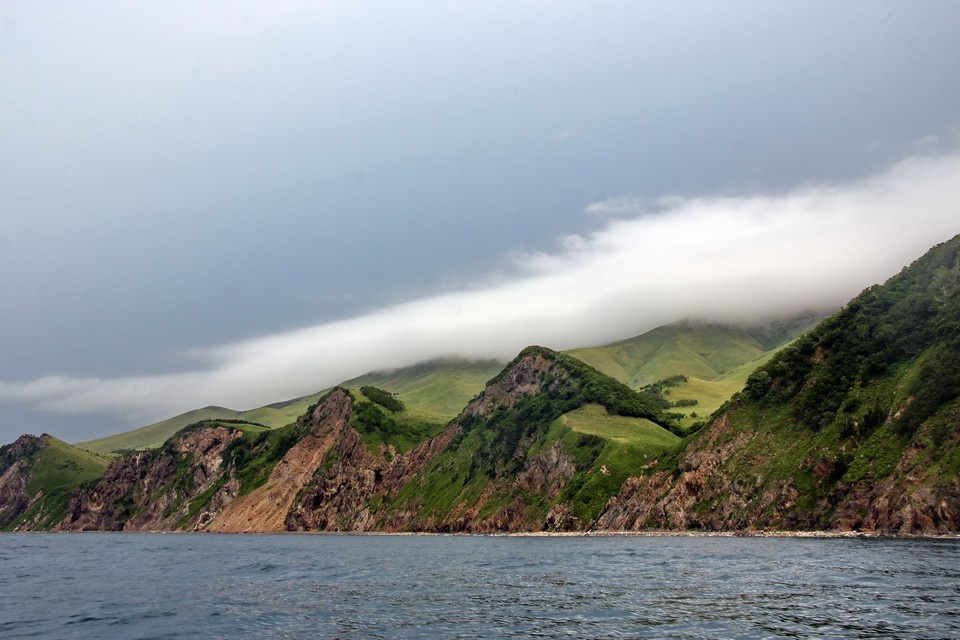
left=58, top=425, right=241, bottom=531
left=205, top=388, right=353, bottom=533
left=459, top=353, right=568, bottom=419
left=515, top=440, right=576, bottom=500
left=0, top=435, right=48, bottom=528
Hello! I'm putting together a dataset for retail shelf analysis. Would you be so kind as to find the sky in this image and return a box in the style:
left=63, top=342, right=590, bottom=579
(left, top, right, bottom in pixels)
left=2, top=1, right=960, bottom=443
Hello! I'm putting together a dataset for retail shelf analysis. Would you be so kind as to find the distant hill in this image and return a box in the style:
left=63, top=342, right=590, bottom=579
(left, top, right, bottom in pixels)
left=76, top=319, right=812, bottom=455
left=75, top=406, right=243, bottom=454
left=343, top=358, right=505, bottom=417
left=74, top=359, right=503, bottom=455
left=566, top=316, right=821, bottom=426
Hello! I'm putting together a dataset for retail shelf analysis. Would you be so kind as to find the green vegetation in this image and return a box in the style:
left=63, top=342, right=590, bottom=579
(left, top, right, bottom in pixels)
left=359, top=386, right=405, bottom=412
left=745, top=236, right=960, bottom=434
left=565, top=317, right=819, bottom=429
left=636, top=234, right=960, bottom=530
left=236, top=391, right=327, bottom=429
left=2, top=436, right=109, bottom=530
left=345, top=359, right=504, bottom=417
left=551, top=404, right=681, bottom=522
left=224, top=419, right=311, bottom=497
left=558, top=404, right=680, bottom=450
left=384, top=347, right=680, bottom=529
left=348, top=388, right=447, bottom=453
left=75, top=406, right=243, bottom=454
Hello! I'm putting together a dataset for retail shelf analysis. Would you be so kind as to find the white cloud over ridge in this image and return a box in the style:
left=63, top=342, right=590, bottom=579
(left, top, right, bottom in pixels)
left=2, top=152, right=959, bottom=423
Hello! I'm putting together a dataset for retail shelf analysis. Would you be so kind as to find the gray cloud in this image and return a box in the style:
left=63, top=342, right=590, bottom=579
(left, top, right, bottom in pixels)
left=2, top=152, right=958, bottom=424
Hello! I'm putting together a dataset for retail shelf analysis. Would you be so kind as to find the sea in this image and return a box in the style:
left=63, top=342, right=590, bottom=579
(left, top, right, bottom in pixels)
left=2, top=533, right=959, bottom=639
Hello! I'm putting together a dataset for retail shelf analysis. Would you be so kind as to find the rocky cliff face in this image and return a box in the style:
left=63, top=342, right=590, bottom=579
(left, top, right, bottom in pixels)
left=205, top=389, right=354, bottom=532
left=595, top=406, right=960, bottom=535
left=286, top=350, right=588, bottom=533
left=0, top=435, right=46, bottom=528
left=58, top=425, right=241, bottom=531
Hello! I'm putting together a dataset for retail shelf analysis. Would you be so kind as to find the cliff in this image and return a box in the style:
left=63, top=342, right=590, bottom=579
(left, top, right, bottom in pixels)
left=596, top=234, right=960, bottom=535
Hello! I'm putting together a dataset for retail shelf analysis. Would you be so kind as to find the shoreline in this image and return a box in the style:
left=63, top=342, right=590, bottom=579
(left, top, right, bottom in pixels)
left=14, top=529, right=960, bottom=540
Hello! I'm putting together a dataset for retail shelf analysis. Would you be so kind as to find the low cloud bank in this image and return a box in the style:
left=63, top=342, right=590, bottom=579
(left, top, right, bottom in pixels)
left=2, top=152, right=959, bottom=423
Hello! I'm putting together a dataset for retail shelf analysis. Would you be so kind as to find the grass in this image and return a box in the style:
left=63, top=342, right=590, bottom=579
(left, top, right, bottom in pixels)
left=72, top=319, right=814, bottom=458
left=557, top=404, right=680, bottom=451
left=3, top=436, right=110, bottom=530
left=345, top=359, right=504, bottom=418
left=544, top=405, right=680, bottom=523
left=73, top=360, right=499, bottom=455
left=75, top=406, right=242, bottom=454
left=566, top=322, right=815, bottom=428
left=347, top=388, right=449, bottom=453
left=237, top=392, right=327, bottom=428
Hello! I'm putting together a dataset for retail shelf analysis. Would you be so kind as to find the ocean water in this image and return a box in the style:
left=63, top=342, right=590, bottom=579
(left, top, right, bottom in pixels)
left=2, top=534, right=959, bottom=639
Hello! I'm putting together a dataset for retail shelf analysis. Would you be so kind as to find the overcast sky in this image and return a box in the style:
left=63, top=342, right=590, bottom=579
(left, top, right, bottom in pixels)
left=2, top=1, right=959, bottom=443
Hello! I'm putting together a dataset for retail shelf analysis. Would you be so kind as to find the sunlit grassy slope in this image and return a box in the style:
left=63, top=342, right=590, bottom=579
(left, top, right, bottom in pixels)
left=76, top=407, right=242, bottom=454
left=344, top=359, right=505, bottom=418
left=566, top=319, right=820, bottom=426
left=557, top=404, right=679, bottom=451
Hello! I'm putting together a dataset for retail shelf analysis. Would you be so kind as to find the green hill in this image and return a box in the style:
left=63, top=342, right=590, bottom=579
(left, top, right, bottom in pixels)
left=0, top=434, right=110, bottom=530
left=373, top=347, right=681, bottom=530
left=566, top=317, right=820, bottom=426
left=344, top=358, right=505, bottom=418
left=76, top=360, right=503, bottom=455
left=597, top=234, right=960, bottom=535
left=76, top=406, right=243, bottom=454
left=74, top=318, right=810, bottom=455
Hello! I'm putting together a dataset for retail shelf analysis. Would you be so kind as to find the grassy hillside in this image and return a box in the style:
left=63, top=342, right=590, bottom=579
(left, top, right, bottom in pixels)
left=558, top=404, right=680, bottom=451
left=237, top=392, right=326, bottom=429
left=76, top=406, right=243, bottom=454
left=597, top=234, right=960, bottom=534
left=73, top=318, right=814, bottom=455
left=345, top=358, right=504, bottom=417
left=76, top=359, right=501, bottom=455
left=2, top=436, right=110, bottom=530
left=566, top=317, right=820, bottom=427
left=348, top=387, right=450, bottom=453
left=381, top=347, right=680, bottom=529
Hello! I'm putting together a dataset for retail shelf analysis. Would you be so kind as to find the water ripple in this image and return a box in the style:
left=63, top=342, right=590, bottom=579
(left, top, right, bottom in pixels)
left=2, top=534, right=959, bottom=638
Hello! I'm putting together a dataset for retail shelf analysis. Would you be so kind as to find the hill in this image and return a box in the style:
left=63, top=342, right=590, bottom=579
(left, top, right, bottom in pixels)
left=75, top=360, right=503, bottom=455
left=75, top=406, right=244, bottom=454
left=75, top=320, right=809, bottom=455
left=51, top=348, right=680, bottom=532
left=0, top=434, right=110, bottom=530
left=597, top=234, right=960, bottom=535
left=344, top=358, right=505, bottom=418
left=566, top=317, right=820, bottom=426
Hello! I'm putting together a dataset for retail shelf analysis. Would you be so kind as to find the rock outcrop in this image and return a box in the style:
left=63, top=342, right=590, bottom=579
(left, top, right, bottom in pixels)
left=58, top=425, right=241, bottom=531
left=0, top=435, right=47, bottom=528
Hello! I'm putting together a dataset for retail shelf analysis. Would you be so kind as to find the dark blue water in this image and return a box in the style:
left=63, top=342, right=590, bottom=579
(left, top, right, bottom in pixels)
left=2, top=534, right=959, bottom=639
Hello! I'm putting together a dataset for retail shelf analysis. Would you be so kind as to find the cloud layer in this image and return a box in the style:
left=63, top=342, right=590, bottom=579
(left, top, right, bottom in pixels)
left=2, top=152, right=959, bottom=423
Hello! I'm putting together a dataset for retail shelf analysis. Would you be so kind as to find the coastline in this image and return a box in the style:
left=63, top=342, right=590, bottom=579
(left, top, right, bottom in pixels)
left=10, top=528, right=960, bottom=539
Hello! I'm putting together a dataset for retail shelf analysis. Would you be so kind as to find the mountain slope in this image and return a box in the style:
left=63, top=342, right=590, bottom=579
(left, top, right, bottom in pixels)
left=342, top=358, right=505, bottom=417
left=596, top=234, right=960, bottom=535
left=74, top=319, right=808, bottom=456
left=0, top=435, right=109, bottom=530
left=75, top=360, right=502, bottom=455
left=50, top=348, right=679, bottom=533
left=566, top=317, right=820, bottom=426
left=286, top=347, right=680, bottom=532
